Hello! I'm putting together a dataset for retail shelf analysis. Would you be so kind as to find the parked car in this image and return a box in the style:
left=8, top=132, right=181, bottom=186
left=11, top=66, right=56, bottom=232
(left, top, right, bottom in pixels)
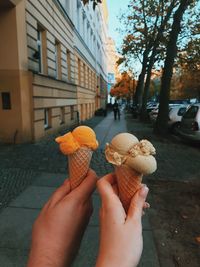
left=179, top=103, right=200, bottom=142
left=168, top=105, right=188, bottom=134
left=149, top=105, right=188, bottom=134
left=146, top=102, right=159, bottom=113
left=149, top=108, right=159, bottom=122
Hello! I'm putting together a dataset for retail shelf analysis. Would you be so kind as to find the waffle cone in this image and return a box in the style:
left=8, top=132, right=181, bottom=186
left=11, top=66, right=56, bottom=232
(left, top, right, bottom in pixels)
left=115, top=165, right=143, bottom=212
left=68, top=147, right=93, bottom=190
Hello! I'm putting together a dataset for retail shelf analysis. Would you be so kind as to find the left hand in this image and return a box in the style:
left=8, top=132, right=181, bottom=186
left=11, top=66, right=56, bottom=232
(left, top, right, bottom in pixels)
left=27, top=169, right=97, bottom=267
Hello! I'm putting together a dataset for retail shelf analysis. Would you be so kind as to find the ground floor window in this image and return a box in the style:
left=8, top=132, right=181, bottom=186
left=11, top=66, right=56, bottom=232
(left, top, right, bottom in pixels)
left=1, top=92, right=11, bottom=110
left=60, top=107, right=65, bottom=124
left=44, top=108, right=51, bottom=129
left=70, top=106, right=74, bottom=120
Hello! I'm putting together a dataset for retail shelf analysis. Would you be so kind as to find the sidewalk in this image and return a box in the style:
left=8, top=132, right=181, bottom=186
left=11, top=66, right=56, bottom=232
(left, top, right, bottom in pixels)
left=0, top=112, right=160, bottom=267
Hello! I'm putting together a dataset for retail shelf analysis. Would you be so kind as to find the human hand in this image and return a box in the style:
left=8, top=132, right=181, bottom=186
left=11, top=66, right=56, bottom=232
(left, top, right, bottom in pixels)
left=96, top=173, right=149, bottom=267
left=27, top=169, right=97, bottom=267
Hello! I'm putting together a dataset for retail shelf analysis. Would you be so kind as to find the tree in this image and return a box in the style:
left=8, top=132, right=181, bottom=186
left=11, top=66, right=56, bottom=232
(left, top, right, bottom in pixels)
left=110, top=72, right=136, bottom=100
left=154, top=0, right=195, bottom=135
left=140, top=0, right=178, bottom=120
left=120, top=0, right=179, bottom=110
left=172, top=38, right=200, bottom=99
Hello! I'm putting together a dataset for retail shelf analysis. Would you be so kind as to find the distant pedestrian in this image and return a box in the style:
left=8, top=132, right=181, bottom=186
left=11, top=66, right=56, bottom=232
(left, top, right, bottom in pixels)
left=113, top=100, right=120, bottom=120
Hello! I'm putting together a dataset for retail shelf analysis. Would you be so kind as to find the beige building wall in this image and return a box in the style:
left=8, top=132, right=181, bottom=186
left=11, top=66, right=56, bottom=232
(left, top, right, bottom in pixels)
left=74, top=52, right=97, bottom=121
left=26, top=0, right=78, bottom=141
left=107, top=37, right=120, bottom=82
left=0, top=0, right=109, bottom=143
left=0, top=0, right=33, bottom=143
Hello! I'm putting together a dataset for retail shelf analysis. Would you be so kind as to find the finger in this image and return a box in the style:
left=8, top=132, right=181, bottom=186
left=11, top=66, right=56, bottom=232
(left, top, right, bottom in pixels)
left=97, top=173, right=117, bottom=201
left=113, top=184, right=119, bottom=195
left=47, top=179, right=71, bottom=207
left=127, top=185, right=149, bottom=222
left=71, top=169, right=97, bottom=202
left=143, top=202, right=150, bottom=209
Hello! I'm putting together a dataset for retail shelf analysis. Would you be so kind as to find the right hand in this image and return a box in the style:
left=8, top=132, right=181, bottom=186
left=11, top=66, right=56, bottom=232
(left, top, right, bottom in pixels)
left=96, top=173, right=149, bottom=267
left=27, top=169, right=97, bottom=267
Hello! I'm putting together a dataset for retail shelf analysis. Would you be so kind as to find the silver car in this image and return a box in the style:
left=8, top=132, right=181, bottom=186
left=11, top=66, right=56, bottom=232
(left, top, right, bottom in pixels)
left=179, top=103, right=200, bottom=141
left=149, top=105, right=187, bottom=134
left=168, top=105, right=188, bottom=133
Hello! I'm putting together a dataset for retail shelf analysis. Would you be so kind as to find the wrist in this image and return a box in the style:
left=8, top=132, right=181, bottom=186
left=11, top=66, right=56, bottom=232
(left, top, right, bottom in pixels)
left=27, top=247, right=66, bottom=267
left=95, top=254, right=138, bottom=267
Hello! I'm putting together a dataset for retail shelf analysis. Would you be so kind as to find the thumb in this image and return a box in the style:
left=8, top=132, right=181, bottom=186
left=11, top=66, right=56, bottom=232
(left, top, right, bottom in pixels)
left=73, top=169, right=97, bottom=202
left=127, top=185, right=149, bottom=222
left=97, top=173, right=116, bottom=202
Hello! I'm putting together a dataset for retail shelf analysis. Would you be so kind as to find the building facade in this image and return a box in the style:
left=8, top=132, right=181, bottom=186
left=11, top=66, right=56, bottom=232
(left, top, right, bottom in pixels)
left=0, top=0, right=108, bottom=143
left=106, top=37, right=120, bottom=103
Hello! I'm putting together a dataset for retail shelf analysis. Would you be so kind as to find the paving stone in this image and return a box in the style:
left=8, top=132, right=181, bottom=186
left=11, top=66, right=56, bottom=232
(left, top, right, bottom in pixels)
left=89, top=194, right=101, bottom=226
left=0, top=207, right=39, bottom=249
left=139, top=231, right=160, bottom=266
left=0, top=169, right=38, bottom=211
left=0, top=248, right=28, bottom=267
left=32, top=172, right=67, bottom=187
left=72, top=226, right=99, bottom=267
left=9, top=186, right=55, bottom=209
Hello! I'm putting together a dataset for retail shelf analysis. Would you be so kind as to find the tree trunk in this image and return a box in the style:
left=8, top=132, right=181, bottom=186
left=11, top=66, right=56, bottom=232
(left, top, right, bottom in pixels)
left=140, top=49, right=157, bottom=120
left=154, top=0, right=191, bottom=135
left=134, top=50, right=148, bottom=109
left=140, top=62, right=153, bottom=121
left=139, top=0, right=177, bottom=121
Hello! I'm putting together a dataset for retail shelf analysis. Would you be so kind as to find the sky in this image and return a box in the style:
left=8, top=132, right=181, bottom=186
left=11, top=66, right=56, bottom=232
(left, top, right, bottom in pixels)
left=106, top=0, right=130, bottom=46
left=106, top=0, right=142, bottom=74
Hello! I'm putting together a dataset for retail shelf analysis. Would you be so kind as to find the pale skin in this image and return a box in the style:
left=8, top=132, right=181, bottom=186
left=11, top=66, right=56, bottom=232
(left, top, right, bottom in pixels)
left=96, top=174, right=149, bottom=267
left=27, top=170, right=149, bottom=267
left=27, top=169, right=97, bottom=267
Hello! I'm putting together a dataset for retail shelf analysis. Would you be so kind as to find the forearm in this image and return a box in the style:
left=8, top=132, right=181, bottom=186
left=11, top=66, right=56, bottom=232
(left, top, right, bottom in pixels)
left=27, top=249, right=67, bottom=267
left=95, top=254, right=138, bottom=267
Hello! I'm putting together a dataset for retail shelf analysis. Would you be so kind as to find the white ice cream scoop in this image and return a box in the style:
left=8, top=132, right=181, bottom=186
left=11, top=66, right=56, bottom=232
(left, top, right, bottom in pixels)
left=105, top=132, right=157, bottom=175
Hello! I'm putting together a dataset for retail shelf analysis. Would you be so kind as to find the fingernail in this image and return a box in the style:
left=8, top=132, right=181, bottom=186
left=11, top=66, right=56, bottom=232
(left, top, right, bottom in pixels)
left=140, top=185, right=149, bottom=198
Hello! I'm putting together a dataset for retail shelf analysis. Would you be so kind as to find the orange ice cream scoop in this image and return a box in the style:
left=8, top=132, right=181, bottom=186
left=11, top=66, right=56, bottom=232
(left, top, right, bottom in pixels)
left=72, top=126, right=98, bottom=150
left=55, top=132, right=80, bottom=155
left=55, top=125, right=98, bottom=155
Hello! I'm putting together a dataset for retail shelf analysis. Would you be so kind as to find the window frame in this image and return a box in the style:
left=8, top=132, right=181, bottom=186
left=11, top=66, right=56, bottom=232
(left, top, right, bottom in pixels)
left=44, top=108, right=51, bottom=129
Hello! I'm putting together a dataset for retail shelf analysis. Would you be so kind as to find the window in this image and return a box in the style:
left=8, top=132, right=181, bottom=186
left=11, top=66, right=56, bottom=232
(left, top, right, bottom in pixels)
left=37, top=26, right=47, bottom=74
left=60, top=107, right=65, bottom=124
left=2, top=92, right=11, bottom=110
left=83, top=63, right=86, bottom=87
left=70, top=106, right=74, bottom=120
left=183, top=106, right=199, bottom=119
left=178, top=107, right=187, bottom=116
left=83, top=12, right=86, bottom=39
left=89, top=69, right=91, bottom=89
left=87, top=67, right=89, bottom=89
left=78, top=58, right=81, bottom=85
left=66, top=49, right=71, bottom=81
left=44, top=108, right=51, bottom=129
left=37, top=30, right=42, bottom=73
left=55, top=41, right=61, bottom=79
left=77, top=0, right=81, bottom=30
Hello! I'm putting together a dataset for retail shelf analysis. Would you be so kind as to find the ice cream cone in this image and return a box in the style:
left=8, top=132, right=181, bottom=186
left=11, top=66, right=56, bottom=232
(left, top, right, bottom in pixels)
left=68, top=147, right=93, bottom=190
left=115, top=165, right=142, bottom=212
left=105, top=133, right=157, bottom=212
left=56, top=125, right=98, bottom=191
